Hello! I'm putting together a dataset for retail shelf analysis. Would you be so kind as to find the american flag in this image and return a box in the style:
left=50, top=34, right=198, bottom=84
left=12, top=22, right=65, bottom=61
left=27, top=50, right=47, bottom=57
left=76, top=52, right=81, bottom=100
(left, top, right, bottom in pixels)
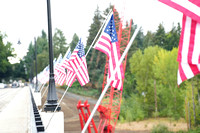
left=61, top=48, right=77, bottom=86
left=68, top=38, right=89, bottom=86
left=42, top=65, right=49, bottom=84
left=61, top=48, right=73, bottom=71
left=54, top=54, right=68, bottom=86
left=159, top=0, right=200, bottom=85
left=94, top=12, right=124, bottom=90
left=54, top=54, right=62, bottom=81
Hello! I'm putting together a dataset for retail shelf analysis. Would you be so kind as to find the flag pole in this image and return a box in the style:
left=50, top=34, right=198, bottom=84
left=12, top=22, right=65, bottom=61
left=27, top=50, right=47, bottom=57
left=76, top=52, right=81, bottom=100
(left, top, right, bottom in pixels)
left=81, top=26, right=141, bottom=133
left=85, top=9, right=112, bottom=57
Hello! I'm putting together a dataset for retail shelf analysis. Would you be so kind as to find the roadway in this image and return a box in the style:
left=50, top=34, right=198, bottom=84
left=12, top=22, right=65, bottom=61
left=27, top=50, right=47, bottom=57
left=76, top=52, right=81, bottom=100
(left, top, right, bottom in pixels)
left=0, top=86, right=32, bottom=133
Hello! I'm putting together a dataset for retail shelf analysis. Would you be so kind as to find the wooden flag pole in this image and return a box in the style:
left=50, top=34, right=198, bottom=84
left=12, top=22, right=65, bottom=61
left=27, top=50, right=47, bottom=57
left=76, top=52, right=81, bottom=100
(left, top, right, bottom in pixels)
left=82, top=26, right=141, bottom=133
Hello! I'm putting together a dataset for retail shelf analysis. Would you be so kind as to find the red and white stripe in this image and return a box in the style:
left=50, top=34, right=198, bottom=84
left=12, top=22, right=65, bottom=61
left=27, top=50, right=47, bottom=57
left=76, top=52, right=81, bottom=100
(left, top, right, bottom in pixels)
left=66, top=70, right=76, bottom=87
left=69, top=51, right=89, bottom=86
left=95, top=32, right=111, bottom=57
left=108, top=41, right=124, bottom=90
left=55, top=65, right=67, bottom=86
left=177, top=15, right=200, bottom=64
left=177, top=15, right=200, bottom=85
left=178, top=62, right=200, bottom=85
left=159, top=0, right=200, bottom=22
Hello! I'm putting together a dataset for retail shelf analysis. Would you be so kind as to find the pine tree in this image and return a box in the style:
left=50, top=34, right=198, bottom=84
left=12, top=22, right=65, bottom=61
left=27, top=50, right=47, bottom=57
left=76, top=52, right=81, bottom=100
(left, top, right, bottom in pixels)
left=152, top=23, right=166, bottom=48
left=53, top=28, right=67, bottom=57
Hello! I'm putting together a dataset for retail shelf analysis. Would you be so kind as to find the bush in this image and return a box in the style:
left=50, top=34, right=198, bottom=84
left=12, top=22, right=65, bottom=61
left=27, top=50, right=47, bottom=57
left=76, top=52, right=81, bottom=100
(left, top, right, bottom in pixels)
left=151, top=124, right=172, bottom=133
left=119, top=94, right=146, bottom=122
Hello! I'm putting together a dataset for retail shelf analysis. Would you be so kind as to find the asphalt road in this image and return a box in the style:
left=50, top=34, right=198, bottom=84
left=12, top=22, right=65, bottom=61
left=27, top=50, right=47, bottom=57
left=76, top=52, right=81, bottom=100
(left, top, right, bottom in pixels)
left=0, top=87, right=22, bottom=112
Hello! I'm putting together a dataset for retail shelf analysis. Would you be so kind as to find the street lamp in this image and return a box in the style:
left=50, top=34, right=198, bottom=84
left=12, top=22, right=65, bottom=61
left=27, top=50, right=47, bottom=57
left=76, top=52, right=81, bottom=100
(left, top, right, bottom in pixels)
left=17, top=39, right=21, bottom=45
left=34, top=37, right=39, bottom=92
left=44, top=0, right=60, bottom=112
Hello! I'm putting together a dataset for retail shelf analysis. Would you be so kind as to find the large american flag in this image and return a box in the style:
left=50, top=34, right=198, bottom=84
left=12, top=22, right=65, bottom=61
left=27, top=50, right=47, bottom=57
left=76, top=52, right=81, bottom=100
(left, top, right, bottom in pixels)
left=68, top=39, right=89, bottom=86
left=159, top=0, right=200, bottom=85
left=94, top=12, right=124, bottom=90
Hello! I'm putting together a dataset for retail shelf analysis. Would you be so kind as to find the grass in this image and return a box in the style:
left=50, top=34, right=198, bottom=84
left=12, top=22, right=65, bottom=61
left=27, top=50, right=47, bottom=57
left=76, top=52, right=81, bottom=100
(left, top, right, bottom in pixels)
left=68, top=87, right=99, bottom=98
left=60, top=83, right=99, bottom=98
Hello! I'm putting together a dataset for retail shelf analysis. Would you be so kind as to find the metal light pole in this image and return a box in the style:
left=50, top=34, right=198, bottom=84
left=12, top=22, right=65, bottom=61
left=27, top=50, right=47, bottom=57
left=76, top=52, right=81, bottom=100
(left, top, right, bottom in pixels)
left=35, top=37, right=39, bottom=92
left=44, top=0, right=61, bottom=112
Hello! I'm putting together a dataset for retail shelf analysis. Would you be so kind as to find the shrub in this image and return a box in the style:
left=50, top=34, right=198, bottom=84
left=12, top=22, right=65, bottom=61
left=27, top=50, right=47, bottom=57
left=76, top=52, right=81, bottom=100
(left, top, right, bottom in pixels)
left=151, top=124, right=172, bottom=133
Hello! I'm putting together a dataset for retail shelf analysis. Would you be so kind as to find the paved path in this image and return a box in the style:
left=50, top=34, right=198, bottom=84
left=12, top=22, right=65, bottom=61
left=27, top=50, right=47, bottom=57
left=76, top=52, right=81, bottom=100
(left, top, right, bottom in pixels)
left=0, top=87, right=31, bottom=133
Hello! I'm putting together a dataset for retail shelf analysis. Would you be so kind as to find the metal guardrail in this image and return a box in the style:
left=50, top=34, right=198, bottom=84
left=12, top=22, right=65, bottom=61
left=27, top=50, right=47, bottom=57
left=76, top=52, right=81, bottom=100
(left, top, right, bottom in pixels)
left=30, top=90, right=45, bottom=132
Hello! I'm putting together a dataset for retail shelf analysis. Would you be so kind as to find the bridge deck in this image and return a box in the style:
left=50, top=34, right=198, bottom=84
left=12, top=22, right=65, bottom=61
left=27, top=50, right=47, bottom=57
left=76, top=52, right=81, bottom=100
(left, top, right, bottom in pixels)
left=0, top=87, right=32, bottom=133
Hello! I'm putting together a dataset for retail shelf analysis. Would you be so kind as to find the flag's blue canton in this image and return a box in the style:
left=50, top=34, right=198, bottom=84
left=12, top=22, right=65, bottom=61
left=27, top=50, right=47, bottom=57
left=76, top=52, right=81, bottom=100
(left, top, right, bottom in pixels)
left=104, top=15, right=118, bottom=43
left=66, top=51, right=71, bottom=59
left=77, top=42, right=85, bottom=58
left=53, top=58, right=57, bottom=64
left=76, top=39, right=85, bottom=58
left=45, top=66, right=49, bottom=71
left=58, top=55, right=62, bottom=63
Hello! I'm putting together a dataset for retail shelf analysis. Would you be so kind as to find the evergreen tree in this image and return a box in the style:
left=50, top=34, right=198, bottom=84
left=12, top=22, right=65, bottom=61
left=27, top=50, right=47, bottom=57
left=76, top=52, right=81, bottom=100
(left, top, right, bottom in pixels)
left=24, top=30, right=49, bottom=76
left=165, top=23, right=181, bottom=50
left=85, top=6, right=105, bottom=90
left=86, top=6, right=102, bottom=47
left=69, top=33, right=79, bottom=51
left=36, top=30, right=48, bottom=54
left=143, top=31, right=154, bottom=49
left=24, top=42, right=35, bottom=79
left=53, top=28, right=68, bottom=57
left=152, top=23, right=166, bottom=49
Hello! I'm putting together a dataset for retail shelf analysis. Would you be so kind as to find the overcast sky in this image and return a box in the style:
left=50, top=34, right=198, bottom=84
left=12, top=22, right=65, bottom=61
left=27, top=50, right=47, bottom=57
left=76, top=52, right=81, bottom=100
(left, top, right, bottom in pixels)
left=0, top=0, right=182, bottom=63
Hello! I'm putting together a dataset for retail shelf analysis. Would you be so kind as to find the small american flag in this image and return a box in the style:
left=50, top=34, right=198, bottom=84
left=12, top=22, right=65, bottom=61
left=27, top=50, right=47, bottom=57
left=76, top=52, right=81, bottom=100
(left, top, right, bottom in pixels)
left=61, top=48, right=73, bottom=71
left=61, top=48, right=77, bottom=86
left=94, top=12, right=124, bottom=90
left=42, top=65, right=49, bottom=84
left=68, top=38, right=89, bottom=86
left=54, top=54, right=68, bottom=86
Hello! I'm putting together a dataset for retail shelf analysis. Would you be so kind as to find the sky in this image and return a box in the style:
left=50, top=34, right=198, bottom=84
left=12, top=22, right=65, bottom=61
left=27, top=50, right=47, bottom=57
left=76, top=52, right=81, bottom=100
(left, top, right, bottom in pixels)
left=0, top=0, right=182, bottom=63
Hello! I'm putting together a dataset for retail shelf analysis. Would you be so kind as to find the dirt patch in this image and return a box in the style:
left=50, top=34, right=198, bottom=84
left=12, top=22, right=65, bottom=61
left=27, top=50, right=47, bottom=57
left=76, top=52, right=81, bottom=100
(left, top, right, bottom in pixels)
left=116, top=118, right=188, bottom=132
left=39, top=87, right=187, bottom=133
